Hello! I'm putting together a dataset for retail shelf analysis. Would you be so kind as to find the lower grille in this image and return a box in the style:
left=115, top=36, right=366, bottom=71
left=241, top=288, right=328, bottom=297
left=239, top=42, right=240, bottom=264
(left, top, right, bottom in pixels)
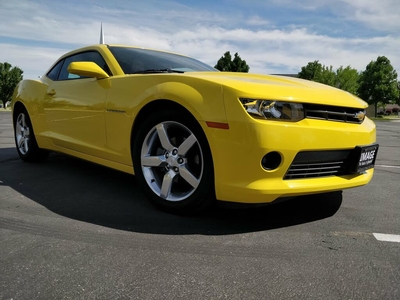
left=284, top=150, right=352, bottom=179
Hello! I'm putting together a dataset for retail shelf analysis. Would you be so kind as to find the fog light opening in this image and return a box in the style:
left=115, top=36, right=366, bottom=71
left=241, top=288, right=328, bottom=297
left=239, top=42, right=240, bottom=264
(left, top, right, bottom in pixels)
left=262, top=152, right=282, bottom=170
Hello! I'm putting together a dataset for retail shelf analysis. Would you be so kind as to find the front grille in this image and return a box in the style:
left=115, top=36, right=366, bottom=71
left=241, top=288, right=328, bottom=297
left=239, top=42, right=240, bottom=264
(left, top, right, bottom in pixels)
left=304, top=104, right=364, bottom=123
left=284, top=150, right=352, bottom=179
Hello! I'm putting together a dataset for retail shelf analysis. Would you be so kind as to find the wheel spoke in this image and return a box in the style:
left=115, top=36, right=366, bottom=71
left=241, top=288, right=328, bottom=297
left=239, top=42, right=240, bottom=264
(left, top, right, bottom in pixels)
left=178, top=134, right=197, bottom=156
left=17, top=121, right=22, bottom=131
left=21, top=114, right=26, bottom=127
left=142, top=155, right=166, bottom=167
left=156, top=124, right=174, bottom=151
left=23, top=138, right=29, bottom=152
left=17, top=118, right=23, bottom=132
left=160, top=171, right=176, bottom=199
left=180, top=166, right=200, bottom=189
left=18, top=136, right=25, bottom=148
left=17, top=113, right=26, bottom=128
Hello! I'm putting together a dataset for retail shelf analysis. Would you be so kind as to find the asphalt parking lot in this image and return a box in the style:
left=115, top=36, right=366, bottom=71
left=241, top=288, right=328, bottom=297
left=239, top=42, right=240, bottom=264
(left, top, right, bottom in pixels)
left=0, top=111, right=399, bottom=299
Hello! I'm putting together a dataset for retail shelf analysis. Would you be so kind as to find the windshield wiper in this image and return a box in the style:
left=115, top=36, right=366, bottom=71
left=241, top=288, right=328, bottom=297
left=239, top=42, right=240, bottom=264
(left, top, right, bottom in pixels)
left=132, top=68, right=185, bottom=74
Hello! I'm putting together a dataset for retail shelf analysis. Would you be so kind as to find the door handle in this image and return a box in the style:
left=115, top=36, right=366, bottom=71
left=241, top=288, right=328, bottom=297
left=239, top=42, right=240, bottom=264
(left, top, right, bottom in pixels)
left=47, top=89, right=56, bottom=96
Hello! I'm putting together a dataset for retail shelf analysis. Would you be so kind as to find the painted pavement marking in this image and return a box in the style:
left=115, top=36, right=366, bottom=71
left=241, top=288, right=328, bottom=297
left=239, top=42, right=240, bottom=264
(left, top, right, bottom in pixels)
left=373, top=233, right=400, bottom=243
left=375, top=165, right=400, bottom=169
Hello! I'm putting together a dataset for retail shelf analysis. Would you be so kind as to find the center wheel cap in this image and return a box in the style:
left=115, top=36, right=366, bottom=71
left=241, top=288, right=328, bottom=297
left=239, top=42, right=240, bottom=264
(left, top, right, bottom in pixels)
left=166, top=152, right=180, bottom=169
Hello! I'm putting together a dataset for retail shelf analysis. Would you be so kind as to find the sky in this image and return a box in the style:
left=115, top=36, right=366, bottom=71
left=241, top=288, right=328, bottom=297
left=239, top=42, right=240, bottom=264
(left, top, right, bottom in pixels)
left=1, top=0, right=399, bottom=79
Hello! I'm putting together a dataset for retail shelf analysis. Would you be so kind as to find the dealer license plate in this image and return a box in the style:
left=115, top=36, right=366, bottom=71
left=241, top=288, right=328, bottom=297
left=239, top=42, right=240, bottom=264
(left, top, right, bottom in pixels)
left=354, top=144, right=379, bottom=173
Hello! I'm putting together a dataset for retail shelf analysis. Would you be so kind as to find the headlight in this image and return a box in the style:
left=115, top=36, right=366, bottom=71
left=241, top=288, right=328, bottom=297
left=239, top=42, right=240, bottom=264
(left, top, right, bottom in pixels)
left=240, top=98, right=305, bottom=121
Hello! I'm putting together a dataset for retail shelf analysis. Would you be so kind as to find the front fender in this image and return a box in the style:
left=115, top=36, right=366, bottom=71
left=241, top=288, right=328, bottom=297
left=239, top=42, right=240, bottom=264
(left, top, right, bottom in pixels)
left=133, top=81, right=228, bottom=124
left=104, top=76, right=228, bottom=166
left=106, top=76, right=227, bottom=123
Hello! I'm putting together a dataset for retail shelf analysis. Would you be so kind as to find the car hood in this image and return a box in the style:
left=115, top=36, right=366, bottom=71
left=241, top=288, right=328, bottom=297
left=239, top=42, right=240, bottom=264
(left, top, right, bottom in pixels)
left=184, top=72, right=367, bottom=108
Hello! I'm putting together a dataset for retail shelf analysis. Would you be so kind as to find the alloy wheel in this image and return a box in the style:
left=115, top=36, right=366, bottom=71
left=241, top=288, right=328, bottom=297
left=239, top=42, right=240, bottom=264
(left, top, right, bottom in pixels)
left=15, top=112, right=30, bottom=155
left=140, top=121, right=204, bottom=202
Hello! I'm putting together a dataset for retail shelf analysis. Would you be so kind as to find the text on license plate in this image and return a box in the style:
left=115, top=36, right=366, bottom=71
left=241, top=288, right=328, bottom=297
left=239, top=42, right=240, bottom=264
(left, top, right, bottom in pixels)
left=356, top=144, right=379, bottom=173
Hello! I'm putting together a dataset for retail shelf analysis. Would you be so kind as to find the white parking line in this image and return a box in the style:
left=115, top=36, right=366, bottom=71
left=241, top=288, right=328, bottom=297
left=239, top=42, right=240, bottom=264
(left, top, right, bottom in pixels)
left=373, top=233, right=400, bottom=243
left=375, top=165, right=400, bottom=169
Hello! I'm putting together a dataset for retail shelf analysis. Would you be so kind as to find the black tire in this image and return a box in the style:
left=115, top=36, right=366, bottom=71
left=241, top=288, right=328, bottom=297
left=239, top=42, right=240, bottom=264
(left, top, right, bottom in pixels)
left=14, top=107, right=48, bottom=162
left=133, top=110, right=214, bottom=214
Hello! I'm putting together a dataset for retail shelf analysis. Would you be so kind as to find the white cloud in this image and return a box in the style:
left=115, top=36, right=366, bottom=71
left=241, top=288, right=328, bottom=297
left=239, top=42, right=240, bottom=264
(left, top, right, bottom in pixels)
left=339, top=0, right=400, bottom=31
left=269, top=0, right=332, bottom=10
left=0, top=0, right=398, bottom=79
left=0, top=44, right=69, bottom=79
left=246, top=16, right=271, bottom=27
left=270, top=0, right=400, bottom=31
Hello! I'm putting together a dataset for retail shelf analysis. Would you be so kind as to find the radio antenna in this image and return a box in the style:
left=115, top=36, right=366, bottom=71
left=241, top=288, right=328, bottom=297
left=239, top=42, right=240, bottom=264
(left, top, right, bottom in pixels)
left=100, top=23, right=105, bottom=44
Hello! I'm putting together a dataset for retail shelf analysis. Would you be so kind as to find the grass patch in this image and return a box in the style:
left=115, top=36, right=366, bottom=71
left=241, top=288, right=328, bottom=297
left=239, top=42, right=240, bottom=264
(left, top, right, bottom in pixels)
left=371, top=118, right=392, bottom=122
left=371, top=115, right=400, bottom=121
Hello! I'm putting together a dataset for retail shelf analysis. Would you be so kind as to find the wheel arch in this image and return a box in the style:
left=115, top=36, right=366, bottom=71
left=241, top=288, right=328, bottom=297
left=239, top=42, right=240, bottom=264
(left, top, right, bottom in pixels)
left=12, top=101, right=28, bottom=123
left=130, top=99, right=216, bottom=194
left=131, top=99, right=209, bottom=154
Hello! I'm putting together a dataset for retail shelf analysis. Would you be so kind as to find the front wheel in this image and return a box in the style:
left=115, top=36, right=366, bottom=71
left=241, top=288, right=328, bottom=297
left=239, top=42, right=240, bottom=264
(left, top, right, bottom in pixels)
left=14, top=108, right=48, bottom=162
left=133, top=111, right=214, bottom=214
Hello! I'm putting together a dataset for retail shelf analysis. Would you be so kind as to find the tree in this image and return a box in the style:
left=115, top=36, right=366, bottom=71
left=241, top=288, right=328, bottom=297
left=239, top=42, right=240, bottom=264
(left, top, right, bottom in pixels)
left=318, top=65, right=336, bottom=86
left=299, top=61, right=360, bottom=95
left=357, top=56, right=399, bottom=117
left=215, top=51, right=250, bottom=72
left=298, top=60, right=322, bottom=81
left=397, top=81, right=400, bottom=105
left=336, top=66, right=359, bottom=95
left=0, top=62, right=23, bottom=108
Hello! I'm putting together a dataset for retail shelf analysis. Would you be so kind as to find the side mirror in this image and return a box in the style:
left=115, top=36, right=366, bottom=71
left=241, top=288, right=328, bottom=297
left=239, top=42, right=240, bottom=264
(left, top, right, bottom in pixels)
left=67, top=62, right=109, bottom=79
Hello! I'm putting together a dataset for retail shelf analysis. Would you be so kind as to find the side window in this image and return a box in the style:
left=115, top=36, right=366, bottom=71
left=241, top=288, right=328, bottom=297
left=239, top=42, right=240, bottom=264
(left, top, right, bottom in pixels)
left=46, top=60, right=64, bottom=81
left=57, top=51, right=111, bottom=81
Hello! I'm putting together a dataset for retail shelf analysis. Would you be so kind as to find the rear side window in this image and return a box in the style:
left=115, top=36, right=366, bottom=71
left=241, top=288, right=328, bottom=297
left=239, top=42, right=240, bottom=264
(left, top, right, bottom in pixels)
left=46, top=60, right=63, bottom=81
left=48, top=51, right=111, bottom=81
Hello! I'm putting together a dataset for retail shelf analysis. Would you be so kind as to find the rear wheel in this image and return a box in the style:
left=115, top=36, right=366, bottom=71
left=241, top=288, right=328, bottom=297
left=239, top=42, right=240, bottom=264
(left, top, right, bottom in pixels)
left=14, top=107, right=48, bottom=162
left=133, top=110, right=214, bottom=214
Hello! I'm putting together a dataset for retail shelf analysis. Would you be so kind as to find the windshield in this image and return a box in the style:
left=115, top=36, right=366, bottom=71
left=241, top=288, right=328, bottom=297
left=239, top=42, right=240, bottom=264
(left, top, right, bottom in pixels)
left=108, top=46, right=217, bottom=74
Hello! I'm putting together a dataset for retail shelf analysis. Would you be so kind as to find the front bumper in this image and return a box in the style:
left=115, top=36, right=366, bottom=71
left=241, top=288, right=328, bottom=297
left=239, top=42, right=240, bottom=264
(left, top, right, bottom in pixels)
left=202, top=114, right=376, bottom=204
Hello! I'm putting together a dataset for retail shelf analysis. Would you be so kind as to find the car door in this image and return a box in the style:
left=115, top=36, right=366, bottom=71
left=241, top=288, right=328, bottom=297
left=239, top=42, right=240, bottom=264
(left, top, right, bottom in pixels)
left=43, top=51, right=111, bottom=159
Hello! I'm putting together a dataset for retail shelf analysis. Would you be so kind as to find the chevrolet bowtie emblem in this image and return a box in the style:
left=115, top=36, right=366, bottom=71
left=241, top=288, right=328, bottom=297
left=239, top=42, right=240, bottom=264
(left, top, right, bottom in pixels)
left=354, top=111, right=366, bottom=121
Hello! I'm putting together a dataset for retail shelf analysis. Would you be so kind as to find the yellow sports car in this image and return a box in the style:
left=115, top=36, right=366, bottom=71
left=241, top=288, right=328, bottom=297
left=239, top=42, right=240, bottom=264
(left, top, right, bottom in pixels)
left=12, top=44, right=378, bottom=213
